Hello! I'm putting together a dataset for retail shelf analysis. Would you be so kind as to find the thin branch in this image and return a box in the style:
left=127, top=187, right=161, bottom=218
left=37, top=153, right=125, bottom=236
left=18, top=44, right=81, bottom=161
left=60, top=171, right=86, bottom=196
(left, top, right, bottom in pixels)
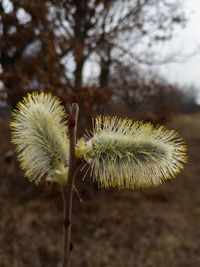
left=61, top=102, right=79, bottom=267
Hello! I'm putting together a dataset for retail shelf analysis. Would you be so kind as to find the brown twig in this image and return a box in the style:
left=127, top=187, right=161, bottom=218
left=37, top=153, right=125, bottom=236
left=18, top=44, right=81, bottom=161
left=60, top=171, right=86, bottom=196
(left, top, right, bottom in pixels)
left=61, top=102, right=79, bottom=267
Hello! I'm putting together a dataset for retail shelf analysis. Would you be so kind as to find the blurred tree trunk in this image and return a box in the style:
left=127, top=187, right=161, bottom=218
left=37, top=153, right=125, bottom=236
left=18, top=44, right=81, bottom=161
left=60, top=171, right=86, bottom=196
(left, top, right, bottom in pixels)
left=99, top=43, right=112, bottom=87
left=0, top=0, right=186, bottom=111
left=73, top=1, right=86, bottom=91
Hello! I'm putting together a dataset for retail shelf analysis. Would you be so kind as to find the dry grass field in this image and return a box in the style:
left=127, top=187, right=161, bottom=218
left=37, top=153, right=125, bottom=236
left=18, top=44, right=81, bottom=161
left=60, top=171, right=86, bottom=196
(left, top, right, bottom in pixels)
left=0, top=113, right=200, bottom=267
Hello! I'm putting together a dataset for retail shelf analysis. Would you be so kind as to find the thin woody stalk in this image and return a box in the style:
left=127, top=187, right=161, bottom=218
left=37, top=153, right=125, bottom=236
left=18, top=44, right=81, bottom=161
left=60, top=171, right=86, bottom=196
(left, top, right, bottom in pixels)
left=61, top=103, right=79, bottom=267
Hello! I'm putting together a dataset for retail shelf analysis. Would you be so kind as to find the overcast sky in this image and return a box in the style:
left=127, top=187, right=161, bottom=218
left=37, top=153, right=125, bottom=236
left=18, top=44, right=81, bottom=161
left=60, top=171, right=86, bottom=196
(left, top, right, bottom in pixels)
left=154, top=0, right=200, bottom=102
left=83, top=0, right=200, bottom=102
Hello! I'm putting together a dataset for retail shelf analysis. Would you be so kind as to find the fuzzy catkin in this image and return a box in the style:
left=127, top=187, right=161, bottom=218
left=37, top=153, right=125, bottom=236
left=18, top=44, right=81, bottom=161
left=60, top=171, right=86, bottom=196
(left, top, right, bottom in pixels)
left=10, top=92, right=69, bottom=184
left=78, top=116, right=187, bottom=189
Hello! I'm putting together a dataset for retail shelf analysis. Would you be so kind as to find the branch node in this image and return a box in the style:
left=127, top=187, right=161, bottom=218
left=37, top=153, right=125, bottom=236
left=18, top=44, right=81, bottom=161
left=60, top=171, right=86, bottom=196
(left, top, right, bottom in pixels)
left=68, top=115, right=75, bottom=128
left=63, top=217, right=71, bottom=228
left=70, top=241, right=73, bottom=252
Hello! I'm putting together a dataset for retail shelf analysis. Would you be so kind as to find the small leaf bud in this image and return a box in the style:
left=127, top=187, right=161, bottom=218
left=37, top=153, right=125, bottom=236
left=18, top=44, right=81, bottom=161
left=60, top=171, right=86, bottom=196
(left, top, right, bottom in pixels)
left=68, top=115, right=75, bottom=128
left=63, top=217, right=71, bottom=228
left=70, top=95, right=79, bottom=105
left=70, top=241, right=73, bottom=251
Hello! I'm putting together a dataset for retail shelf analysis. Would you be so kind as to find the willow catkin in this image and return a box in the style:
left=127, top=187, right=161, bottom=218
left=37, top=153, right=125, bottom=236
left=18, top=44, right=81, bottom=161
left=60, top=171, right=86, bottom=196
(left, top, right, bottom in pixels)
left=77, top=116, right=187, bottom=189
left=10, top=92, right=69, bottom=185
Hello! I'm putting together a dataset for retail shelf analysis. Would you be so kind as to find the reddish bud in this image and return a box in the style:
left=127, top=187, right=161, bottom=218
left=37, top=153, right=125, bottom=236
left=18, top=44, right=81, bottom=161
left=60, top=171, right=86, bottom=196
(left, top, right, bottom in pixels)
left=70, top=241, right=73, bottom=251
left=70, top=95, right=79, bottom=105
left=68, top=115, right=75, bottom=128
left=63, top=217, right=71, bottom=228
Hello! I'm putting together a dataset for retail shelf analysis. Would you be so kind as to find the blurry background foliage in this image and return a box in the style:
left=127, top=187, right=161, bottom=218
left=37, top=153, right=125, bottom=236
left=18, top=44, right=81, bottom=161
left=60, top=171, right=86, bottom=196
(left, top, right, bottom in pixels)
left=0, top=0, right=199, bottom=124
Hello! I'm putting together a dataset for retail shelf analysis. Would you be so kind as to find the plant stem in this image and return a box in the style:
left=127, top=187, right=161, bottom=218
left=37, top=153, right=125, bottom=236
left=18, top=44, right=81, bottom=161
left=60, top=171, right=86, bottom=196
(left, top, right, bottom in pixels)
left=61, top=103, right=79, bottom=267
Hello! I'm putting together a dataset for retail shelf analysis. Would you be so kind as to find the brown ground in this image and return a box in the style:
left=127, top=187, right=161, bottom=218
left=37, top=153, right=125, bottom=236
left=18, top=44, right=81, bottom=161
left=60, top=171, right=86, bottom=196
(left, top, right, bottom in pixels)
left=0, top=113, right=199, bottom=267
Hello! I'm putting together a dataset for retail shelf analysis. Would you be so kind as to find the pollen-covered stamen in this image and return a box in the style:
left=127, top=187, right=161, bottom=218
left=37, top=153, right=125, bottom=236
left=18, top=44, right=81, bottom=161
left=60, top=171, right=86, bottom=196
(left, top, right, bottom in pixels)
left=10, top=92, right=69, bottom=185
left=81, top=116, right=187, bottom=189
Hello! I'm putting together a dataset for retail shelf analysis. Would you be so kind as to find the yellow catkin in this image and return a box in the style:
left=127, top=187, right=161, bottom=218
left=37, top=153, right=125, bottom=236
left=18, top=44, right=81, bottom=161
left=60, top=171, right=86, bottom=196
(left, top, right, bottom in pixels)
left=77, top=116, right=187, bottom=189
left=10, top=91, right=69, bottom=184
